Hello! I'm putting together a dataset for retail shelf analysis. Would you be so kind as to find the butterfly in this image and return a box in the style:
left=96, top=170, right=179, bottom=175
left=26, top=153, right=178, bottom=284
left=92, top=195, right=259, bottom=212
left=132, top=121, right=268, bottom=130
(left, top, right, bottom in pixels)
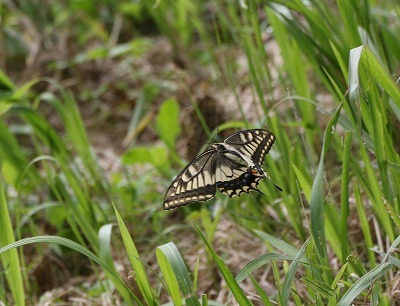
left=163, top=129, right=282, bottom=210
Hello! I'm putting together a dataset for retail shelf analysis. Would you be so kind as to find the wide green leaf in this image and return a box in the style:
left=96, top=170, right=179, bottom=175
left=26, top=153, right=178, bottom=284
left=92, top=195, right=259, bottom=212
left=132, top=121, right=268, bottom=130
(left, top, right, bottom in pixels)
left=156, top=98, right=181, bottom=150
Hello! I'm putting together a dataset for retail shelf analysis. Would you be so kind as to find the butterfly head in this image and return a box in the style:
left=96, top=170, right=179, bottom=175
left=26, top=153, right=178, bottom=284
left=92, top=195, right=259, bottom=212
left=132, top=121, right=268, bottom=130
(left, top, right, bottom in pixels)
left=210, top=143, right=225, bottom=151
left=249, top=167, right=265, bottom=177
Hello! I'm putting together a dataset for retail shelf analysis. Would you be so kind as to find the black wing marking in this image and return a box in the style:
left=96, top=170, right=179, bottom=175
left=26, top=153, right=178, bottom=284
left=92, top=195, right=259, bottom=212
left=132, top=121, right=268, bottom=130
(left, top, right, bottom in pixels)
left=222, top=129, right=282, bottom=192
left=214, top=153, right=266, bottom=197
left=163, top=150, right=217, bottom=210
left=217, top=167, right=265, bottom=197
left=223, top=129, right=276, bottom=167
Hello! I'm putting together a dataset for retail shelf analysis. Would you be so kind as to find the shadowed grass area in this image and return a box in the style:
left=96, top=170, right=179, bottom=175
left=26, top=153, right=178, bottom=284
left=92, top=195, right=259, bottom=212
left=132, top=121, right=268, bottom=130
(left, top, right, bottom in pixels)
left=0, top=0, right=399, bottom=305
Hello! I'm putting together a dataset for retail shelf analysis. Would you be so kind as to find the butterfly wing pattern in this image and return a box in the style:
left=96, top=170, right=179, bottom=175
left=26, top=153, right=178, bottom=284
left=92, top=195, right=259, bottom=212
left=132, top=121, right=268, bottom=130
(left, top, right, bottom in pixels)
left=163, top=150, right=217, bottom=210
left=223, top=129, right=276, bottom=167
left=215, top=129, right=277, bottom=197
left=163, top=129, right=280, bottom=210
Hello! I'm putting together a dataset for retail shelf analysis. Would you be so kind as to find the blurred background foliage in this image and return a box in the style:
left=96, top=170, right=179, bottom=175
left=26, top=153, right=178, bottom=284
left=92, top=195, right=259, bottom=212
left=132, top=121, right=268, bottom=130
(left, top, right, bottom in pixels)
left=0, top=0, right=400, bottom=305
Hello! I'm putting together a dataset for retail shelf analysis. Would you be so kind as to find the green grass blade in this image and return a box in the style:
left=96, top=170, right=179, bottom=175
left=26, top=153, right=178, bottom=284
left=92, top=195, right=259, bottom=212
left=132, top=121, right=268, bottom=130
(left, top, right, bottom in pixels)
left=254, top=230, right=308, bottom=262
left=235, top=253, right=293, bottom=284
left=301, top=275, right=335, bottom=301
left=0, top=187, right=25, bottom=306
left=310, top=104, right=341, bottom=262
left=265, top=5, right=314, bottom=129
left=0, top=120, right=40, bottom=187
left=248, top=273, right=273, bottom=306
left=0, top=68, right=15, bottom=91
left=97, top=223, right=137, bottom=302
left=324, top=204, right=342, bottom=258
left=0, top=235, right=136, bottom=304
left=340, top=131, right=352, bottom=262
left=361, top=46, right=400, bottom=108
left=388, top=255, right=400, bottom=269
left=332, top=262, right=348, bottom=289
left=382, top=197, right=400, bottom=230
left=337, top=263, right=392, bottom=306
left=279, top=238, right=310, bottom=305
left=156, top=243, right=182, bottom=305
left=337, top=0, right=362, bottom=47
left=113, top=204, right=156, bottom=305
left=383, top=234, right=400, bottom=261
left=157, top=242, right=200, bottom=306
left=194, top=223, right=253, bottom=306
left=292, top=164, right=312, bottom=203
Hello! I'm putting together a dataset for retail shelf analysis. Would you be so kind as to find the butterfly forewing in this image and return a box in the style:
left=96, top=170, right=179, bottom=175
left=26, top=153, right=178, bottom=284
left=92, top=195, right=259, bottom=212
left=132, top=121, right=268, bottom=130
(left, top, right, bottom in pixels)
left=223, top=129, right=276, bottom=167
left=163, top=150, right=217, bottom=210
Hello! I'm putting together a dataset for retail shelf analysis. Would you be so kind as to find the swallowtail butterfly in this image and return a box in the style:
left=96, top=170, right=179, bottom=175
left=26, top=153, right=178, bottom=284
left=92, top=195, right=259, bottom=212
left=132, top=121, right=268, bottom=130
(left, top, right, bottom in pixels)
left=163, top=129, right=282, bottom=210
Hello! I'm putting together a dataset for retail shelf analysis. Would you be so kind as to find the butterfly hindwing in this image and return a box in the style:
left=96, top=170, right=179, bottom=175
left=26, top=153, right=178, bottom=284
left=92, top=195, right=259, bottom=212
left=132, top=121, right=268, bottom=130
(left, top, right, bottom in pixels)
left=216, top=166, right=264, bottom=197
left=163, top=150, right=217, bottom=210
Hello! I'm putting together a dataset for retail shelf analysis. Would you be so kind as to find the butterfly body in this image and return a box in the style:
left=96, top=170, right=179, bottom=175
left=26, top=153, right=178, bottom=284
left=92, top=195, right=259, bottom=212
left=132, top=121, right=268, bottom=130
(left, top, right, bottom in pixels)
left=163, top=129, right=281, bottom=210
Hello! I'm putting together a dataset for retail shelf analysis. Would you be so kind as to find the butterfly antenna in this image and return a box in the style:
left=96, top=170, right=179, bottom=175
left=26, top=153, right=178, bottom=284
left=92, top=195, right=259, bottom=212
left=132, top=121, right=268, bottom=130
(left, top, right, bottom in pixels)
left=272, top=182, right=283, bottom=192
left=264, top=171, right=283, bottom=191
left=187, top=140, right=213, bottom=150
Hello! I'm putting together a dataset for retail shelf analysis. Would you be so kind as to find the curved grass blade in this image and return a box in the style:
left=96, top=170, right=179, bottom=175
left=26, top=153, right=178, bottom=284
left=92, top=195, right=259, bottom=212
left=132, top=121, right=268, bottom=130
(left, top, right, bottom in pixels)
left=254, top=230, right=309, bottom=262
left=98, top=223, right=115, bottom=269
left=0, top=187, right=25, bottom=306
left=383, top=234, right=400, bottom=262
left=113, top=204, right=156, bottom=305
left=279, top=238, right=310, bottom=305
left=0, top=235, right=137, bottom=305
left=194, top=223, right=253, bottom=306
left=157, top=242, right=200, bottom=306
left=235, top=253, right=293, bottom=284
left=157, top=243, right=181, bottom=305
left=338, top=235, right=400, bottom=305
left=337, top=262, right=391, bottom=306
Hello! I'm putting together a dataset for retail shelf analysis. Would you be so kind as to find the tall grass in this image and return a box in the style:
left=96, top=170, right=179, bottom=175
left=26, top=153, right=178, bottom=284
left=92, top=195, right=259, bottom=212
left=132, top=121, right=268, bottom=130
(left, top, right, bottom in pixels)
left=0, top=0, right=399, bottom=305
